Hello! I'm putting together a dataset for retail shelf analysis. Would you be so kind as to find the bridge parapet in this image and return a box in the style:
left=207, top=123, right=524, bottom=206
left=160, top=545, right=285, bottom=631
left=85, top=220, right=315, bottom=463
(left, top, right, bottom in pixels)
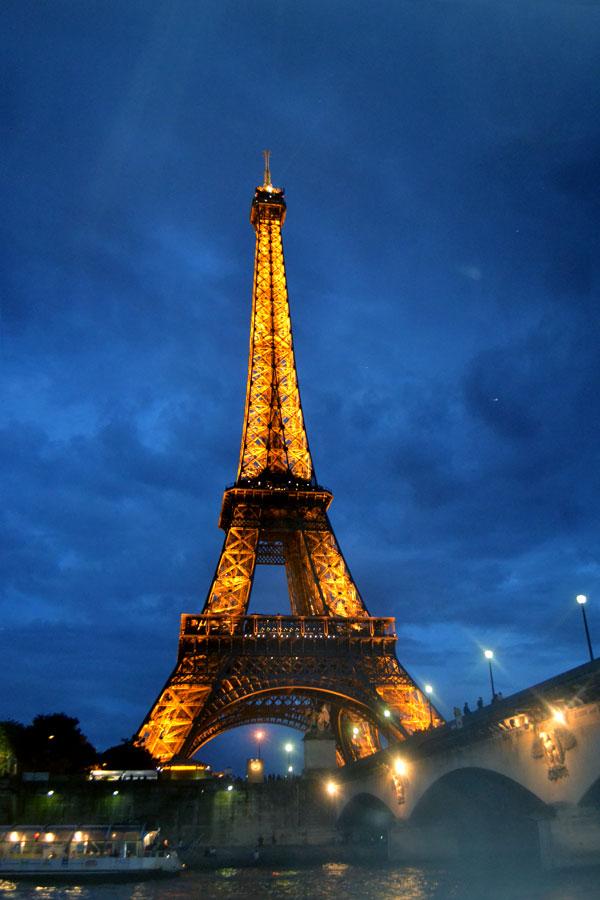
left=333, top=660, right=600, bottom=869
left=340, top=658, right=600, bottom=776
left=335, top=660, right=600, bottom=815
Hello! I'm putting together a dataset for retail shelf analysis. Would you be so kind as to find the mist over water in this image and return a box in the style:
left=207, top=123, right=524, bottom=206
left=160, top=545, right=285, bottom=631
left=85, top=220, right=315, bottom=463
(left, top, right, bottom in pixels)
left=2, top=862, right=599, bottom=900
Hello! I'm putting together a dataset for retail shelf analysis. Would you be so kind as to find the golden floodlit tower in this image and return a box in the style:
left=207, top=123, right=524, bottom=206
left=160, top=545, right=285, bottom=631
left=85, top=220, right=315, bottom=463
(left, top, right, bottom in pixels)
left=137, top=154, right=442, bottom=764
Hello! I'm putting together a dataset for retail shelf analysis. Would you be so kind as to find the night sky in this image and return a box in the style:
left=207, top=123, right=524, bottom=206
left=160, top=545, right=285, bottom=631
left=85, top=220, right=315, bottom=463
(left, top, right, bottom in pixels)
left=3, top=1, right=600, bottom=777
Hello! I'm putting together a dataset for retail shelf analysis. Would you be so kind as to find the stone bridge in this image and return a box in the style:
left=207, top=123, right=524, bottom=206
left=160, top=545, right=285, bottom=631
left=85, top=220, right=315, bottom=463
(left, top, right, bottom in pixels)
left=332, top=659, right=600, bottom=869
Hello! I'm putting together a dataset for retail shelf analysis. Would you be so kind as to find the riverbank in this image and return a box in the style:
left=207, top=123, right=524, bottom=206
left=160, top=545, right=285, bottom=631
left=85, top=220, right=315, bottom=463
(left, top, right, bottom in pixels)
left=0, top=775, right=339, bottom=855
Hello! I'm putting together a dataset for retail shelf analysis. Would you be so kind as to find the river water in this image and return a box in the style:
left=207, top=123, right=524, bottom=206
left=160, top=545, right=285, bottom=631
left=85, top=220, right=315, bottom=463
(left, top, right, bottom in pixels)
left=1, top=862, right=599, bottom=900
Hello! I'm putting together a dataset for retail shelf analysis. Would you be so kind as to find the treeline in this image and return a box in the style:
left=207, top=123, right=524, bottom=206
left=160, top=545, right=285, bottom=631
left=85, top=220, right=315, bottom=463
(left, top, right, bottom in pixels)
left=0, top=713, right=156, bottom=776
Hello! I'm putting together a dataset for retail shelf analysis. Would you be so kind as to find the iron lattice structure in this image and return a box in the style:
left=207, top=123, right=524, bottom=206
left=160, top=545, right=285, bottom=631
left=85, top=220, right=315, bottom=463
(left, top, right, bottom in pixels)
left=138, top=157, right=443, bottom=764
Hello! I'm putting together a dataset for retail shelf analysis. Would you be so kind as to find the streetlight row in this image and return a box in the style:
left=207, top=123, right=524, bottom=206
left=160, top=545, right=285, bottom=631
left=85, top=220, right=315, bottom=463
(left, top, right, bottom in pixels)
left=253, top=733, right=296, bottom=773
left=422, top=594, right=595, bottom=711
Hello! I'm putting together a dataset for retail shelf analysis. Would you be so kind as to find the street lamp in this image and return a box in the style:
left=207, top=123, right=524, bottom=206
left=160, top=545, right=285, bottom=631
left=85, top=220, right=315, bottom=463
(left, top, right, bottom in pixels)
left=255, top=730, right=264, bottom=759
left=576, top=595, right=594, bottom=662
left=394, top=758, right=407, bottom=776
left=284, top=742, right=293, bottom=773
left=424, top=684, right=433, bottom=727
left=484, top=650, right=496, bottom=701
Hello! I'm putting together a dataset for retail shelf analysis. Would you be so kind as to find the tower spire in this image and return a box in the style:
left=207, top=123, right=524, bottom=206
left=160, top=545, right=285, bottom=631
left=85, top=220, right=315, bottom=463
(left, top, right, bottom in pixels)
left=263, top=149, right=272, bottom=188
left=242, top=154, right=313, bottom=484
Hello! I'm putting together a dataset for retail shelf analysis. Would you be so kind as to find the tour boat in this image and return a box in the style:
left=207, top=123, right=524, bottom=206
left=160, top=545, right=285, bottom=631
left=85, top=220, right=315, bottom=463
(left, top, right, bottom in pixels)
left=0, top=825, right=182, bottom=878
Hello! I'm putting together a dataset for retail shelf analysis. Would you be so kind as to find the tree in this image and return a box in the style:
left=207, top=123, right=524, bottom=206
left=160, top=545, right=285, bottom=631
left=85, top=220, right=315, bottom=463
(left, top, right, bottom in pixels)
left=18, top=713, right=97, bottom=775
left=0, top=721, right=22, bottom=775
left=96, top=737, right=158, bottom=771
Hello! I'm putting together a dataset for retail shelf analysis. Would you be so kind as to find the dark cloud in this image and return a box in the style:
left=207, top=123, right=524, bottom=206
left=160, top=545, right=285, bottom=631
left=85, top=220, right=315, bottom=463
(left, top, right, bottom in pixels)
left=551, top=139, right=600, bottom=213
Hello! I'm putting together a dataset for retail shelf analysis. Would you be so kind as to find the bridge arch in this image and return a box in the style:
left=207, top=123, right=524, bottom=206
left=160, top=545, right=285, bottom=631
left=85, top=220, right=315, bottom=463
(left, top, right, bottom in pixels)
left=184, top=686, right=401, bottom=762
left=409, top=767, right=549, bottom=863
left=579, top=775, right=600, bottom=807
left=337, top=792, right=396, bottom=850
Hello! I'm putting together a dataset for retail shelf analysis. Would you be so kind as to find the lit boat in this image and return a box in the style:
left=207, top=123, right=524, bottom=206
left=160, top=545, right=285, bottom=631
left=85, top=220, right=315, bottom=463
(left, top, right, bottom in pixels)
left=0, top=825, right=182, bottom=878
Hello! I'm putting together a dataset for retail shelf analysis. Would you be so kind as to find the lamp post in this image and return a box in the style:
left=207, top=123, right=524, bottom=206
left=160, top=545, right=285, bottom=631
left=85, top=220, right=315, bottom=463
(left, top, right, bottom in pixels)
left=255, top=730, right=264, bottom=760
left=284, top=742, right=293, bottom=773
left=576, top=595, right=594, bottom=662
left=484, top=650, right=496, bottom=701
left=424, top=684, right=433, bottom=727
left=326, top=780, right=339, bottom=819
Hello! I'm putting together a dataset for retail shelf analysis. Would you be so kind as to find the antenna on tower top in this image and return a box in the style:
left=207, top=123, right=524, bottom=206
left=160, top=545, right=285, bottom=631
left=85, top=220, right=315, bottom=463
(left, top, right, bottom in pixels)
left=263, top=150, right=272, bottom=188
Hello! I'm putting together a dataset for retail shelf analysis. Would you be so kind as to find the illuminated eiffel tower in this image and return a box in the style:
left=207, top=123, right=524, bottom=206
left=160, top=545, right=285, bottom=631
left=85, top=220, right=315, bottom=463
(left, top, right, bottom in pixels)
left=138, top=155, right=442, bottom=764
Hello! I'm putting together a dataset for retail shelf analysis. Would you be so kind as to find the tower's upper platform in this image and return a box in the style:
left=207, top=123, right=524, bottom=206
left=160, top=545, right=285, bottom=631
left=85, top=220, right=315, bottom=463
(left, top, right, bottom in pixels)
left=250, top=154, right=286, bottom=228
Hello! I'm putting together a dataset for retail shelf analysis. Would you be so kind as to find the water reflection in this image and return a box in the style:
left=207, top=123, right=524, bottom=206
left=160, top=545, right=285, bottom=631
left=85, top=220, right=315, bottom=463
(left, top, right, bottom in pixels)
left=1, top=864, right=600, bottom=900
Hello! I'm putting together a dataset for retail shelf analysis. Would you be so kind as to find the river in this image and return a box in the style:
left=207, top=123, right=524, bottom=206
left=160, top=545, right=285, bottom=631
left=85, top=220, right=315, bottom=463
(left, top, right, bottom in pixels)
left=1, top=861, right=599, bottom=900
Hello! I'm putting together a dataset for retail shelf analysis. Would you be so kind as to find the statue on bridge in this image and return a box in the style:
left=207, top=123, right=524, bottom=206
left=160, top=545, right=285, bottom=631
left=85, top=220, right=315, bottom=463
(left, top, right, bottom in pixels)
left=306, top=703, right=331, bottom=733
left=533, top=723, right=576, bottom=781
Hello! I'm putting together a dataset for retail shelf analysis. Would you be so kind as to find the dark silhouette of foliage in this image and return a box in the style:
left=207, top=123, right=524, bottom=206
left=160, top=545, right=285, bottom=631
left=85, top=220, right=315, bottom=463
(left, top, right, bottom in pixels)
left=0, top=720, right=23, bottom=775
left=96, top=738, right=157, bottom=771
left=18, top=713, right=97, bottom=775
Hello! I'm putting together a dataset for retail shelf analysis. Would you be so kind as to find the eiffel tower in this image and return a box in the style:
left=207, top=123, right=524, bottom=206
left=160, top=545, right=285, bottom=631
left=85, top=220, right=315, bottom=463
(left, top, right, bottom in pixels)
left=138, top=155, right=442, bottom=765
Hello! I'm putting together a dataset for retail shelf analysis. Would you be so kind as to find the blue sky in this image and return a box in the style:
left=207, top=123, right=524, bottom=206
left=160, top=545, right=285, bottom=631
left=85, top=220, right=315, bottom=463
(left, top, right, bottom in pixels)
left=2, top=0, right=600, bottom=776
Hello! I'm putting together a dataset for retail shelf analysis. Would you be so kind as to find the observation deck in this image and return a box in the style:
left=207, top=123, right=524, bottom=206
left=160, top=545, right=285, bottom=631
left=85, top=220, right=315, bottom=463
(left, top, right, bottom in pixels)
left=178, top=614, right=398, bottom=659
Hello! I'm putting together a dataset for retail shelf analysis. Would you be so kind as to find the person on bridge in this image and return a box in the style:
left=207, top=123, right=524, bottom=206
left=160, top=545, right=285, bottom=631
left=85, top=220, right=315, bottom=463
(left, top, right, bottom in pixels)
left=477, top=697, right=483, bottom=709
left=463, top=702, right=471, bottom=715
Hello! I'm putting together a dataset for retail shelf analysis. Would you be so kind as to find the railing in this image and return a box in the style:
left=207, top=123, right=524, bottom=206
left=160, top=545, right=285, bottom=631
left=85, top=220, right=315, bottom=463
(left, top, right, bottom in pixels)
left=180, top=614, right=395, bottom=640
